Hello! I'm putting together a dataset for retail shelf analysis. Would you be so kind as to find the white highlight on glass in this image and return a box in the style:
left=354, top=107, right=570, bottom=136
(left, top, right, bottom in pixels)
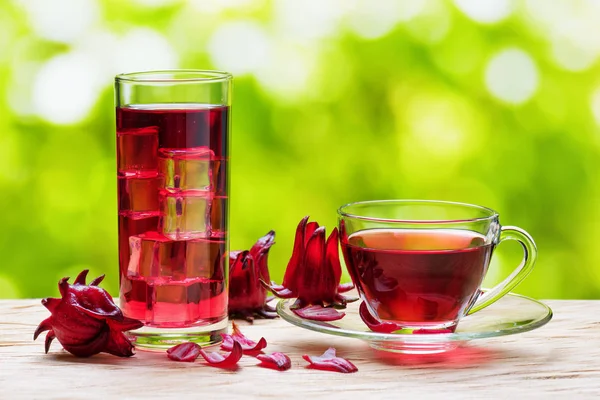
left=485, top=48, right=539, bottom=105
left=15, top=0, right=100, bottom=44
left=454, top=0, right=514, bottom=24
left=207, top=21, right=271, bottom=75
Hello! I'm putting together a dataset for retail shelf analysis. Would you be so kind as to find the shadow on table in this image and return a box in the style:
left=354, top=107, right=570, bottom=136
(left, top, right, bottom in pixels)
left=290, top=337, right=521, bottom=369
left=371, top=345, right=510, bottom=368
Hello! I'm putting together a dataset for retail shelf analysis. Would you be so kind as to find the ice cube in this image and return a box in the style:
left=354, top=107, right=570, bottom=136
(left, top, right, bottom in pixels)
left=118, top=214, right=160, bottom=274
left=159, top=190, right=212, bottom=240
left=212, top=158, right=227, bottom=196
left=117, top=126, right=159, bottom=173
left=118, top=171, right=161, bottom=218
left=126, top=233, right=225, bottom=280
left=207, top=196, right=228, bottom=237
left=158, top=147, right=214, bottom=192
left=127, top=232, right=180, bottom=279
left=185, top=238, right=226, bottom=279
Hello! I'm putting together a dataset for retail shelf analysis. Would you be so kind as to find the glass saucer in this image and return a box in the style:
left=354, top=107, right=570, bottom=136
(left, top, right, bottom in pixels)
left=277, top=292, right=552, bottom=354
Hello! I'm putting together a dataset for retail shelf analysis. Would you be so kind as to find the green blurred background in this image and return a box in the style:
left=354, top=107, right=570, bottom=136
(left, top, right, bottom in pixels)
left=1, top=0, right=599, bottom=300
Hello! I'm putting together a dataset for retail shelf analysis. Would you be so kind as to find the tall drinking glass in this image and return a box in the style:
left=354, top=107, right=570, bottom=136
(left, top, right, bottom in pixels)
left=115, top=70, right=232, bottom=349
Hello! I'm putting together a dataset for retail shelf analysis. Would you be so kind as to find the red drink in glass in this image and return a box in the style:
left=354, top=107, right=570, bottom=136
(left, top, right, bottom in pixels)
left=115, top=71, right=232, bottom=348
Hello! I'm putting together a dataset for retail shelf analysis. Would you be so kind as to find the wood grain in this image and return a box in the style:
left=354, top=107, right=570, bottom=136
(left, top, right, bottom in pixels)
left=1, top=299, right=599, bottom=399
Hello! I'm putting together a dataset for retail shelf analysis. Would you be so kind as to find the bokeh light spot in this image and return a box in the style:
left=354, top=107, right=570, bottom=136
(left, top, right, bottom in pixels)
left=16, top=0, right=99, bottom=44
left=551, top=38, right=597, bottom=72
left=454, top=0, right=514, bottom=24
left=114, top=28, right=178, bottom=74
left=346, top=0, right=426, bottom=40
left=132, top=0, right=179, bottom=6
left=32, top=52, right=103, bottom=124
left=255, top=45, right=316, bottom=99
left=484, top=48, right=539, bottom=105
left=273, top=0, right=345, bottom=42
left=207, top=21, right=271, bottom=75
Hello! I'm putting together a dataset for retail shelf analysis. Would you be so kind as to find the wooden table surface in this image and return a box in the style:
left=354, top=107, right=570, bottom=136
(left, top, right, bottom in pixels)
left=1, top=299, right=599, bottom=399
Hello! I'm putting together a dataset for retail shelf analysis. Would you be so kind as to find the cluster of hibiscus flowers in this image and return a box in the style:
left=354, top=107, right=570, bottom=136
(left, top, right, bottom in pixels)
left=33, top=217, right=359, bottom=373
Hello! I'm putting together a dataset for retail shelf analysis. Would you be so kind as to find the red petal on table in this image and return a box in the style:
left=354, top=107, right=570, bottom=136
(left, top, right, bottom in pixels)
left=166, top=342, right=202, bottom=362
left=220, top=321, right=267, bottom=354
left=358, top=302, right=400, bottom=333
left=293, top=305, right=345, bottom=321
left=413, top=328, right=454, bottom=334
left=199, top=341, right=243, bottom=368
left=302, top=348, right=357, bottom=373
left=256, top=352, right=292, bottom=371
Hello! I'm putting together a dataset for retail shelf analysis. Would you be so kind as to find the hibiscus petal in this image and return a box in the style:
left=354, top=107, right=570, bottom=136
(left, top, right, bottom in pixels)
left=33, top=317, right=52, bottom=340
left=221, top=321, right=267, bottom=353
left=44, top=330, right=56, bottom=354
left=89, top=275, right=105, bottom=286
left=326, top=228, right=342, bottom=287
left=257, top=352, right=292, bottom=371
left=358, top=302, right=400, bottom=333
left=337, top=282, right=355, bottom=293
left=199, top=340, right=243, bottom=368
left=74, top=270, right=89, bottom=285
left=302, top=348, right=358, bottom=373
left=301, top=227, right=328, bottom=304
left=167, top=342, right=201, bottom=362
left=304, top=222, right=320, bottom=247
left=249, top=230, right=276, bottom=282
left=293, top=305, right=345, bottom=321
left=282, top=216, right=309, bottom=291
left=263, top=282, right=295, bottom=298
left=103, top=330, right=136, bottom=357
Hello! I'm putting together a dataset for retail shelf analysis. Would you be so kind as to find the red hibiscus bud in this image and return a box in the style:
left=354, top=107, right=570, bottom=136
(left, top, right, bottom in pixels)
left=264, top=217, right=357, bottom=321
left=228, top=231, right=277, bottom=322
left=33, top=270, right=143, bottom=357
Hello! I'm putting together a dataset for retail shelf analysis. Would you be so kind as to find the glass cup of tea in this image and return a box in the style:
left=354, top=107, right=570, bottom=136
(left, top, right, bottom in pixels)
left=338, top=200, right=537, bottom=332
left=115, top=70, right=232, bottom=349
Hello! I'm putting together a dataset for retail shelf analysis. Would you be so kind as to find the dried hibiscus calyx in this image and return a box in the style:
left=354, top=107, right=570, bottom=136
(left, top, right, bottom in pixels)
left=33, top=270, right=143, bottom=357
left=257, top=352, right=292, bottom=371
left=167, top=342, right=201, bottom=362
left=302, top=347, right=358, bottom=373
left=220, top=321, right=267, bottom=354
left=198, top=340, right=243, bottom=369
left=263, top=216, right=357, bottom=321
left=228, top=231, right=277, bottom=322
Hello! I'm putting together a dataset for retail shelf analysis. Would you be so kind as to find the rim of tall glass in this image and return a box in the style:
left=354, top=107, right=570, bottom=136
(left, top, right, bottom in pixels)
left=115, top=69, right=232, bottom=84
left=337, top=199, right=499, bottom=224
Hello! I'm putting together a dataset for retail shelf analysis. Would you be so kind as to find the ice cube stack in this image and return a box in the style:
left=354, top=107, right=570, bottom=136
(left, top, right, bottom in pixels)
left=117, top=124, right=227, bottom=282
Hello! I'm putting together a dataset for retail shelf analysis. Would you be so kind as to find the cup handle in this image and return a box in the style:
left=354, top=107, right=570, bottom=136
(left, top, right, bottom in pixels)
left=466, top=226, right=537, bottom=315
